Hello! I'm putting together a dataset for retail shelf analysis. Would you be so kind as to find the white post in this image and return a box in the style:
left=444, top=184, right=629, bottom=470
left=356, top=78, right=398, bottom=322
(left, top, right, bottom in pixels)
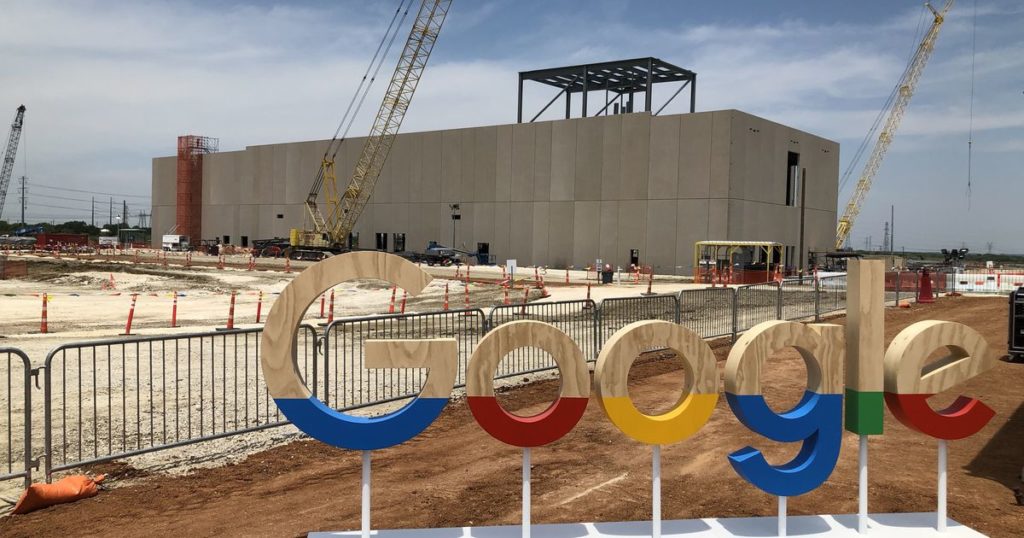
left=778, top=496, right=787, bottom=537
left=523, top=447, right=531, bottom=538
left=653, top=444, right=662, bottom=538
left=362, top=450, right=371, bottom=538
left=858, top=435, right=868, bottom=534
left=937, top=440, right=947, bottom=532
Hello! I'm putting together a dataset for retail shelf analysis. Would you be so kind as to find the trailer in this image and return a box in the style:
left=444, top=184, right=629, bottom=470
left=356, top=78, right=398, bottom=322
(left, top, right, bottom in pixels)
left=161, top=234, right=190, bottom=251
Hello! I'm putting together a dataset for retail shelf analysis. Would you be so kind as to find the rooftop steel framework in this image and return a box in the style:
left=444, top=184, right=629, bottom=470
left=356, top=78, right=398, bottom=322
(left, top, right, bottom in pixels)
left=517, top=57, right=696, bottom=123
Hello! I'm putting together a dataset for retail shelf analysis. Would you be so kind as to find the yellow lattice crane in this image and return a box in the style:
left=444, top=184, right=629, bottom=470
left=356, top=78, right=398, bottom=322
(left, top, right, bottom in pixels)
left=834, top=0, right=953, bottom=250
left=293, top=0, right=452, bottom=251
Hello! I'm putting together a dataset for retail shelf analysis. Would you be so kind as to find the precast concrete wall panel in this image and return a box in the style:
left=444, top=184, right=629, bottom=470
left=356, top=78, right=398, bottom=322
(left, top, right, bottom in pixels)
left=598, top=200, right=619, bottom=265
left=645, top=199, right=677, bottom=272
left=510, top=123, right=535, bottom=202
left=441, top=130, right=461, bottom=203
left=495, top=126, right=513, bottom=202
left=531, top=201, right=550, bottom=265
left=532, top=122, right=552, bottom=201
left=676, top=198, right=712, bottom=275
left=549, top=119, right=576, bottom=201
left=708, top=111, right=732, bottom=199
left=508, top=202, right=534, bottom=263
left=474, top=126, right=497, bottom=203
left=648, top=115, right=679, bottom=200
left=547, top=201, right=575, bottom=268
left=460, top=129, right=476, bottom=203
left=572, top=201, right=600, bottom=267
left=620, top=113, right=650, bottom=200
left=677, top=112, right=713, bottom=199
left=491, top=202, right=511, bottom=261
left=574, top=117, right=603, bottom=201
left=600, top=115, right=622, bottom=200
left=617, top=200, right=647, bottom=265
left=421, top=132, right=442, bottom=203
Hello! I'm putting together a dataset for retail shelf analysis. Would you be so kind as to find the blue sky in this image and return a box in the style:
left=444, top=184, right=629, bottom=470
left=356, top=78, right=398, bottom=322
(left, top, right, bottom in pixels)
left=1, top=0, right=1022, bottom=253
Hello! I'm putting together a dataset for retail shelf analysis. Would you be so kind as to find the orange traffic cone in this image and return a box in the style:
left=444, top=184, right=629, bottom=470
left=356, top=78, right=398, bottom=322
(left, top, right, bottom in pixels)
left=917, top=269, right=935, bottom=304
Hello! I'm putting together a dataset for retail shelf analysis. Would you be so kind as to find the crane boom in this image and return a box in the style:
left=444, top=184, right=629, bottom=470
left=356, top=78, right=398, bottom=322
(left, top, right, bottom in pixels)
left=297, top=0, right=452, bottom=249
left=0, top=105, right=26, bottom=222
left=834, top=1, right=952, bottom=250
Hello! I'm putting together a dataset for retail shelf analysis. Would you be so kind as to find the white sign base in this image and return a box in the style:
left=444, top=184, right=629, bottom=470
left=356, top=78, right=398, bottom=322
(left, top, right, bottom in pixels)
left=311, top=512, right=984, bottom=537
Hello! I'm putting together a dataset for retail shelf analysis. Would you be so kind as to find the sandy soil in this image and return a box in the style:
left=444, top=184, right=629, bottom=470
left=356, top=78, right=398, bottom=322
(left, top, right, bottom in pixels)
left=1, top=296, right=1020, bottom=537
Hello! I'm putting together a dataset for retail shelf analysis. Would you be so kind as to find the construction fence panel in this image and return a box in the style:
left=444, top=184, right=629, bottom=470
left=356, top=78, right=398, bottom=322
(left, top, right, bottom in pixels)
left=597, top=295, right=681, bottom=353
left=677, top=288, right=734, bottom=340
left=780, top=278, right=819, bottom=321
left=1, top=348, right=33, bottom=488
left=817, top=274, right=848, bottom=316
left=43, top=325, right=320, bottom=480
left=488, top=300, right=597, bottom=372
left=322, top=310, right=486, bottom=411
left=735, top=282, right=781, bottom=333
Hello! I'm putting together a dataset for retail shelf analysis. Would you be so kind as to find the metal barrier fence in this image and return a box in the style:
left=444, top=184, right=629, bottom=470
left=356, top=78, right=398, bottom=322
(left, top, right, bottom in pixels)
left=678, top=287, right=734, bottom=339
left=321, top=309, right=486, bottom=411
left=42, top=325, right=319, bottom=479
left=735, top=282, right=781, bottom=333
left=488, top=300, right=597, bottom=374
left=817, top=274, right=848, bottom=317
left=2, top=273, right=866, bottom=490
left=598, top=295, right=679, bottom=352
left=1, top=348, right=33, bottom=488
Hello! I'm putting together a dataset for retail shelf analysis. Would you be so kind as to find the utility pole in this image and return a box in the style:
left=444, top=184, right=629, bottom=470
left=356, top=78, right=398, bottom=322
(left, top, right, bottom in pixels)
left=91, top=197, right=95, bottom=227
left=108, top=197, right=112, bottom=228
left=890, top=205, right=895, bottom=259
left=883, top=222, right=890, bottom=253
left=18, top=175, right=26, bottom=226
left=123, top=200, right=128, bottom=227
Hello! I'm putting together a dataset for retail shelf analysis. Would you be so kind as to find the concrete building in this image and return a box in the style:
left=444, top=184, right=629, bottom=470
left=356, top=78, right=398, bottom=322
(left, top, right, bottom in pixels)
left=151, top=109, right=839, bottom=274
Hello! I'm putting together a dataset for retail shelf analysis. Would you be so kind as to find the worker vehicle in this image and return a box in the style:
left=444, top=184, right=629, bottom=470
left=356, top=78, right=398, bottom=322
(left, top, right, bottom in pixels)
left=161, top=234, right=190, bottom=251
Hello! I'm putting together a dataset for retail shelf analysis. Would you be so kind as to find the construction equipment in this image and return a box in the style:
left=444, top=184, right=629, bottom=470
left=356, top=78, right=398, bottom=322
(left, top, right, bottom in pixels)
left=0, top=105, right=26, bottom=222
left=293, top=0, right=452, bottom=252
left=834, top=1, right=953, bottom=250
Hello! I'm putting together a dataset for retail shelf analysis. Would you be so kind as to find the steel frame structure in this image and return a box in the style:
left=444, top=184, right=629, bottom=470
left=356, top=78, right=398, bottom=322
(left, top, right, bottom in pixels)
left=517, top=57, right=696, bottom=123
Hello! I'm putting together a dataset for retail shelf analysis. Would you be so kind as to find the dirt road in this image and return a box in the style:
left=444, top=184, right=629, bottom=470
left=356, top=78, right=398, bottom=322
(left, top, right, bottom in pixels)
left=1, top=296, right=1022, bottom=537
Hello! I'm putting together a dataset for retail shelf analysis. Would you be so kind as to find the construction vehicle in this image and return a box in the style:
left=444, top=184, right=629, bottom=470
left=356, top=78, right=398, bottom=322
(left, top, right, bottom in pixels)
left=0, top=105, right=26, bottom=222
left=833, top=1, right=953, bottom=250
left=290, top=0, right=452, bottom=255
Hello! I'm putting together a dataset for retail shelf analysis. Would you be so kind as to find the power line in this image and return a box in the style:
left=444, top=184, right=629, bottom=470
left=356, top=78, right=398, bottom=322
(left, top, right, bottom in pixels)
left=30, top=182, right=150, bottom=199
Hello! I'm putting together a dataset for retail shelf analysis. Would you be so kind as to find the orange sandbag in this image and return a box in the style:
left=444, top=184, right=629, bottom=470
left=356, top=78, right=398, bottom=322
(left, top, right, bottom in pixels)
left=12, top=474, right=105, bottom=514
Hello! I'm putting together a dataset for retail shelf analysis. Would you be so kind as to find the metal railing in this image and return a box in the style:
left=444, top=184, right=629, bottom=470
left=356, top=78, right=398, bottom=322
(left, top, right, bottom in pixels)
left=488, top=300, right=597, bottom=374
left=678, top=287, right=735, bottom=340
left=321, top=309, right=486, bottom=411
left=2, top=273, right=869, bottom=490
left=42, top=325, right=319, bottom=479
left=1, top=348, right=33, bottom=488
left=735, top=282, right=782, bottom=333
left=598, top=294, right=679, bottom=353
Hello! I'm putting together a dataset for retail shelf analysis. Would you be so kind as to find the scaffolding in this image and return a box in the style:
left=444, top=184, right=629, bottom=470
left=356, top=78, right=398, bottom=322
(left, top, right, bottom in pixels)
left=175, top=135, right=219, bottom=242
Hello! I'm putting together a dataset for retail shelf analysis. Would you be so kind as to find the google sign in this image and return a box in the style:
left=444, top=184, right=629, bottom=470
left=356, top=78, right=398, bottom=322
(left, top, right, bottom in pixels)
left=261, top=252, right=994, bottom=537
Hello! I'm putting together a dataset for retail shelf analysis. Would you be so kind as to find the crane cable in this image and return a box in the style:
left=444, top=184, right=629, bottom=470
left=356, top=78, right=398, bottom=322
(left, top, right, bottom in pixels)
left=838, top=6, right=929, bottom=194
left=309, top=0, right=413, bottom=197
left=966, top=0, right=977, bottom=209
left=332, top=0, right=413, bottom=162
left=325, top=0, right=411, bottom=159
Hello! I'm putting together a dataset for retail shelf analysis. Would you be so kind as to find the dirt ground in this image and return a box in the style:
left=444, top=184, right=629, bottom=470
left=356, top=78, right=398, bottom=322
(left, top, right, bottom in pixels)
left=1, top=296, right=1021, bottom=537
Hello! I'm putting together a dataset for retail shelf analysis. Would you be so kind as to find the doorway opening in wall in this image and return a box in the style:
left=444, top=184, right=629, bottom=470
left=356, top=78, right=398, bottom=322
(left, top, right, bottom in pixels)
left=348, top=232, right=359, bottom=249
left=786, top=152, right=800, bottom=206
left=393, top=233, right=406, bottom=253
left=241, top=236, right=249, bottom=248
left=375, top=232, right=388, bottom=252
left=629, top=249, right=640, bottom=268
left=223, top=235, right=231, bottom=245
